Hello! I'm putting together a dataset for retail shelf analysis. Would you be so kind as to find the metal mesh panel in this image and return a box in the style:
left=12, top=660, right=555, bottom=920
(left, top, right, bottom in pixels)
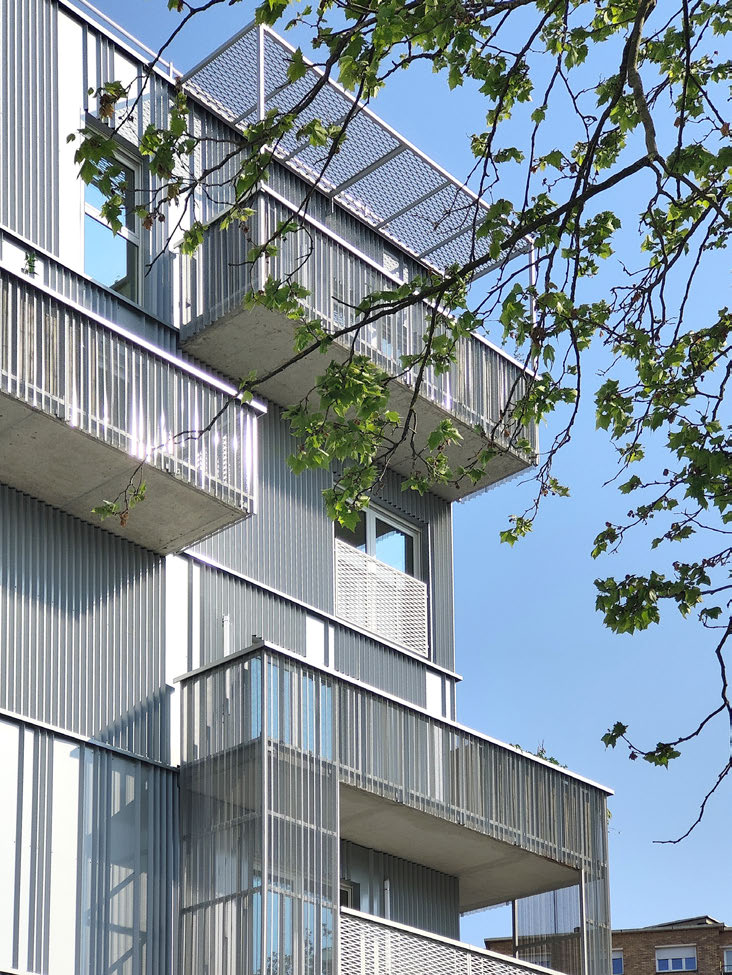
left=340, top=910, right=555, bottom=975
left=182, top=25, right=520, bottom=273
left=335, top=539, right=429, bottom=656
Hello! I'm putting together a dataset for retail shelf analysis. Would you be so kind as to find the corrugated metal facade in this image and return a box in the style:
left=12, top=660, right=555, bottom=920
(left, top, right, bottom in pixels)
left=0, top=484, right=170, bottom=762
left=0, top=713, right=178, bottom=975
left=0, top=0, right=59, bottom=253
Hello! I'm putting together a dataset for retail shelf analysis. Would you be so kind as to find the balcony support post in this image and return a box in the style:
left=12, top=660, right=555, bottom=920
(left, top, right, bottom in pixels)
left=512, top=899, right=519, bottom=958
left=579, top=867, right=589, bottom=975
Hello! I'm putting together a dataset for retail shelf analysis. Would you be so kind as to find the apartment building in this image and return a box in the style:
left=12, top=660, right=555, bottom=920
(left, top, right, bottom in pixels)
left=0, top=2, right=613, bottom=973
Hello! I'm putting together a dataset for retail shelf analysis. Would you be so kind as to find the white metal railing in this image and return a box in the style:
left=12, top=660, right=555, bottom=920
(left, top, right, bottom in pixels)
left=0, top=266, right=258, bottom=512
left=339, top=909, right=560, bottom=975
left=335, top=539, right=428, bottom=656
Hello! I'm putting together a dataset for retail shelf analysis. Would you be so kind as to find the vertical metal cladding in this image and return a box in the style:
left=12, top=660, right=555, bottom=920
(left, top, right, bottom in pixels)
left=191, top=402, right=336, bottom=610
left=264, top=651, right=337, bottom=975
left=180, top=654, right=264, bottom=975
left=0, top=714, right=178, bottom=975
left=180, top=650, right=337, bottom=975
left=198, top=559, right=309, bottom=665
left=0, top=483, right=170, bottom=762
left=0, top=0, right=59, bottom=253
left=195, top=558, right=430, bottom=706
left=340, top=839, right=459, bottom=939
left=516, top=885, right=583, bottom=974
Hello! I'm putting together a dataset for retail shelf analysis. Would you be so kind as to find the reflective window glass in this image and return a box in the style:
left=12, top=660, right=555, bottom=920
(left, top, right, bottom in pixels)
left=334, top=513, right=366, bottom=552
left=374, top=516, right=414, bottom=575
left=84, top=214, right=138, bottom=300
left=85, top=161, right=136, bottom=230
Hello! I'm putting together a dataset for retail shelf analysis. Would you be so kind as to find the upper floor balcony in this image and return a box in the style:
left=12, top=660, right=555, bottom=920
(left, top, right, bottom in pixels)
left=180, top=25, right=538, bottom=502
left=0, top=228, right=261, bottom=553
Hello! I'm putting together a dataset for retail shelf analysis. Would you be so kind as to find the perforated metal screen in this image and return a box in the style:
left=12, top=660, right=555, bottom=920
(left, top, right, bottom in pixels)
left=183, top=24, right=528, bottom=274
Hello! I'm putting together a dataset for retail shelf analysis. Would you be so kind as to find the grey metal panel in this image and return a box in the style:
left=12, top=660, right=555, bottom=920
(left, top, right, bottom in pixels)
left=341, top=839, right=459, bottom=939
left=0, top=483, right=171, bottom=762
left=195, top=559, right=430, bottom=707
left=0, top=0, right=59, bottom=253
left=198, top=558, right=309, bottom=665
left=190, top=400, right=455, bottom=675
left=0, top=713, right=178, bottom=974
left=191, top=401, right=335, bottom=610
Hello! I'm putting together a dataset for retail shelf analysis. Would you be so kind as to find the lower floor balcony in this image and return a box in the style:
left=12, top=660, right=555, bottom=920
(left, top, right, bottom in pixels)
left=340, top=908, right=560, bottom=975
left=0, top=258, right=261, bottom=553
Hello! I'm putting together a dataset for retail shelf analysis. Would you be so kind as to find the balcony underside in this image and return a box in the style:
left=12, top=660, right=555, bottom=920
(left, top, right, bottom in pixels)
left=182, top=305, right=530, bottom=502
left=0, top=392, right=249, bottom=554
left=339, top=784, right=579, bottom=913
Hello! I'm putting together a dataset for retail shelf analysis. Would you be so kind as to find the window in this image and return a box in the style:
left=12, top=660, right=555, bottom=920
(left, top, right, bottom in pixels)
left=84, top=155, right=141, bottom=301
left=656, top=946, right=697, bottom=972
left=723, top=948, right=732, bottom=973
left=339, top=881, right=360, bottom=910
left=612, top=949, right=624, bottom=974
left=335, top=507, right=419, bottom=578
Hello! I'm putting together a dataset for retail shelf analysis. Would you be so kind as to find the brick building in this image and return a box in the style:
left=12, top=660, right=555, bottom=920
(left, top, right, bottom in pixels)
left=485, top=916, right=731, bottom=975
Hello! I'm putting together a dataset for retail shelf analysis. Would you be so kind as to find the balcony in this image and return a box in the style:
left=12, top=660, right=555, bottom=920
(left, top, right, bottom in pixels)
left=179, top=25, right=537, bottom=502
left=340, top=909, right=559, bottom=975
left=0, top=250, right=260, bottom=554
left=181, top=189, right=535, bottom=502
left=335, top=539, right=428, bottom=657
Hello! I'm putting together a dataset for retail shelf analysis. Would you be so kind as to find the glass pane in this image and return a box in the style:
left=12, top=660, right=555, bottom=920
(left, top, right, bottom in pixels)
left=374, top=517, right=414, bottom=575
left=84, top=214, right=138, bottom=300
left=684, top=960, right=696, bottom=971
left=613, top=958, right=623, bottom=975
left=658, top=961, right=669, bottom=972
left=85, top=160, right=136, bottom=230
left=671, top=960, right=683, bottom=971
left=334, top=512, right=366, bottom=552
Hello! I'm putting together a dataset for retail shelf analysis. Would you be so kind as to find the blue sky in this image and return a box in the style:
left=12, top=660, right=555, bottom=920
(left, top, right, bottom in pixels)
left=90, top=0, right=731, bottom=941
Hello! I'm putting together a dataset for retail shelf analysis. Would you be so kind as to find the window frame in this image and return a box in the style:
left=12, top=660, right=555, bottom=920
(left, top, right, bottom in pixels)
left=612, top=949, right=624, bottom=975
left=335, top=505, right=422, bottom=580
left=655, top=945, right=697, bottom=973
left=83, top=146, right=143, bottom=304
left=723, top=946, right=732, bottom=974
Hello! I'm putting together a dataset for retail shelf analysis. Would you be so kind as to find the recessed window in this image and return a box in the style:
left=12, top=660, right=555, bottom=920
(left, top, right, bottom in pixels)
left=656, top=946, right=697, bottom=972
left=723, top=948, right=732, bottom=974
left=339, top=881, right=360, bottom=910
left=84, top=157, right=141, bottom=301
left=612, top=949, right=624, bottom=974
left=335, top=507, right=418, bottom=577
